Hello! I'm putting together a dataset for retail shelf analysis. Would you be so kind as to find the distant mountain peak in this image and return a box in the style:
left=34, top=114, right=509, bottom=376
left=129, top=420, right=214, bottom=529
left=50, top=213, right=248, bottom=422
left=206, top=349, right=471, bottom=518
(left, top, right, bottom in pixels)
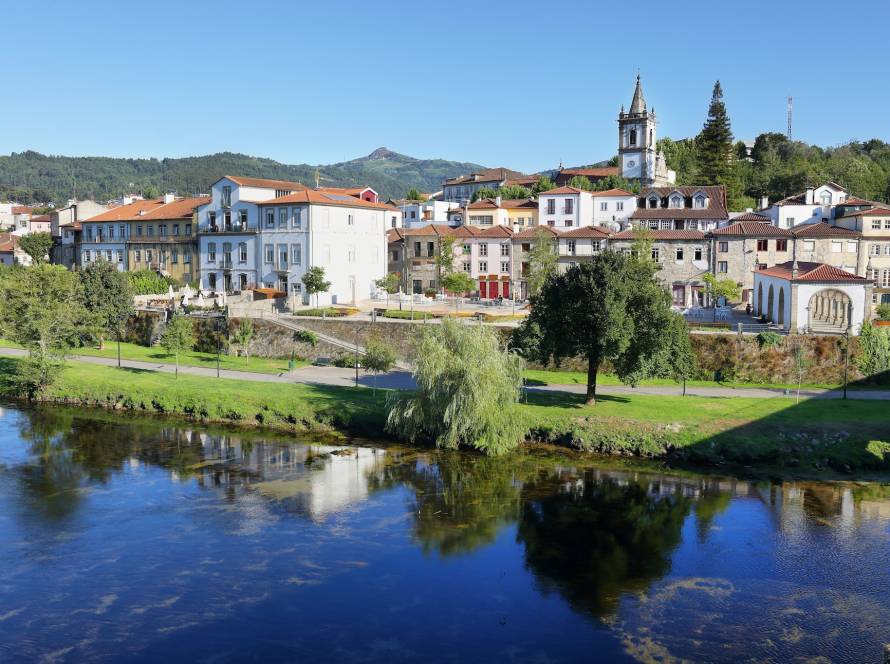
left=367, top=147, right=398, bottom=160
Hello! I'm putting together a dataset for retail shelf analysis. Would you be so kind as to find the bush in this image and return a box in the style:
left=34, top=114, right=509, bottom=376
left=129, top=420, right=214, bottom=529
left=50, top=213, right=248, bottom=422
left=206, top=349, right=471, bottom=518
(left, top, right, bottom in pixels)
left=294, top=330, right=318, bottom=346
left=756, top=331, right=783, bottom=348
left=127, top=269, right=177, bottom=295
left=293, top=307, right=356, bottom=317
left=876, top=303, right=890, bottom=321
left=383, top=309, right=434, bottom=320
left=423, top=288, right=438, bottom=298
left=332, top=353, right=361, bottom=368
left=856, top=321, right=890, bottom=382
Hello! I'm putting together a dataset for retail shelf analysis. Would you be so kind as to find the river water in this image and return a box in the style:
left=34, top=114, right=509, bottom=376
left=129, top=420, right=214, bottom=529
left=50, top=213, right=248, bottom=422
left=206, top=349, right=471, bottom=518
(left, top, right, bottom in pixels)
left=0, top=404, right=888, bottom=663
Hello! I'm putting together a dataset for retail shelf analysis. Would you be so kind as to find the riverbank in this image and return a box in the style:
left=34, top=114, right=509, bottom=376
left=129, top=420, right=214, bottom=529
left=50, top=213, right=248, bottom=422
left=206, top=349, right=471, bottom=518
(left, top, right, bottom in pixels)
left=1, top=356, right=887, bottom=477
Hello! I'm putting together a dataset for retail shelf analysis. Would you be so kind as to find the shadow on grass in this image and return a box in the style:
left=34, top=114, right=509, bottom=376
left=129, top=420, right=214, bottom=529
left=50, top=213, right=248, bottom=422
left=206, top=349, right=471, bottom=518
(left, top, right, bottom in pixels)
left=115, top=366, right=157, bottom=375
left=523, top=390, right=630, bottom=407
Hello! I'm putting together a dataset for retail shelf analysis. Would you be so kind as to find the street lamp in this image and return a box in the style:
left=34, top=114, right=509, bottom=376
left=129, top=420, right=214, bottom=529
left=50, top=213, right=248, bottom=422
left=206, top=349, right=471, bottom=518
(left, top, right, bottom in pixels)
left=114, top=312, right=127, bottom=368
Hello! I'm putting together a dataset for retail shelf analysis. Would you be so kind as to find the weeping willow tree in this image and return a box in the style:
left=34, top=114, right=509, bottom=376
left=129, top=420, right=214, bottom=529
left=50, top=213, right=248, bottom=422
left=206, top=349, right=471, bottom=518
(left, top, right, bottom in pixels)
left=386, top=317, right=525, bottom=455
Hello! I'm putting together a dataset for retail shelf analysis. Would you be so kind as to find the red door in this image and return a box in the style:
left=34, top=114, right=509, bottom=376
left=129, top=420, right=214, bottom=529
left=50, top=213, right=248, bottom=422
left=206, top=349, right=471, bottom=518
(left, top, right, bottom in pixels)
left=479, top=281, right=487, bottom=298
left=502, top=281, right=510, bottom=298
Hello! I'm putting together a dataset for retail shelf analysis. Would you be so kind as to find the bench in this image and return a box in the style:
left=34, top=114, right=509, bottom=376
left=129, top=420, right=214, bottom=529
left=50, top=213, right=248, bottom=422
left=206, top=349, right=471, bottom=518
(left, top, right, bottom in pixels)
left=313, top=356, right=332, bottom=366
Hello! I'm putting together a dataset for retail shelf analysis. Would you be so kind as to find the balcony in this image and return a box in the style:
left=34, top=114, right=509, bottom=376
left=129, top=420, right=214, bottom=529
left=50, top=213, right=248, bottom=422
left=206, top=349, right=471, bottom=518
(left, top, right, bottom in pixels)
left=204, top=223, right=251, bottom=234
left=221, top=258, right=234, bottom=271
left=561, top=207, right=574, bottom=215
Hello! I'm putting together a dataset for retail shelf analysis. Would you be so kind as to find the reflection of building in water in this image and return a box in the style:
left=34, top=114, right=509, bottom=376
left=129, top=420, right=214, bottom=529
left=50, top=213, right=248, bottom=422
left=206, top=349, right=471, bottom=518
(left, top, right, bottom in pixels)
left=190, top=432, right=388, bottom=520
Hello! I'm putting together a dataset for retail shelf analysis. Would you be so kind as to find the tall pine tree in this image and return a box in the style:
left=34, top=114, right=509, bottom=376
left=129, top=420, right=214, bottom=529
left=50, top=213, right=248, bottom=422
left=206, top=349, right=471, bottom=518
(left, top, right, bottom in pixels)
left=696, top=81, right=734, bottom=185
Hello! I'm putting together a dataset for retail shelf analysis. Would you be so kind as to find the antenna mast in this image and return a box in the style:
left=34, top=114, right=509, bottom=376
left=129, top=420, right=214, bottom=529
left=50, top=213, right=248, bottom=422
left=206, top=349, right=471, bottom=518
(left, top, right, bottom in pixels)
left=786, top=96, right=793, bottom=140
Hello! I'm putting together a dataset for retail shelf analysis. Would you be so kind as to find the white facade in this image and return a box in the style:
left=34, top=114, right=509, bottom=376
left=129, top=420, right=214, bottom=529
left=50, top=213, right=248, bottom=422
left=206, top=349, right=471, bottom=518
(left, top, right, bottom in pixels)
left=80, top=219, right=129, bottom=270
left=591, top=191, right=637, bottom=228
left=538, top=188, right=594, bottom=229
left=764, top=183, right=848, bottom=229
left=399, top=200, right=455, bottom=228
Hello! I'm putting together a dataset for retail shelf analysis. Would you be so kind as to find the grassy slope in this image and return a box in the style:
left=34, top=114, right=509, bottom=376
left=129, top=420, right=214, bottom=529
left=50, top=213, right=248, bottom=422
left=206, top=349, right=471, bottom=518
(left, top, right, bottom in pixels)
left=1, top=356, right=887, bottom=475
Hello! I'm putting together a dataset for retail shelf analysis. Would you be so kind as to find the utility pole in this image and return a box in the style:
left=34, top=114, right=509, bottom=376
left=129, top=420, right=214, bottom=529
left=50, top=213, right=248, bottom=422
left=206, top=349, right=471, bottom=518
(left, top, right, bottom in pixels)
left=843, top=326, right=850, bottom=400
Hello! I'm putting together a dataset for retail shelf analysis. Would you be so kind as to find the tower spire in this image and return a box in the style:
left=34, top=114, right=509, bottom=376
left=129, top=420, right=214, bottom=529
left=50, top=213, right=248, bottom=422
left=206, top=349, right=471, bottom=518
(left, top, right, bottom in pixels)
left=630, top=73, right=646, bottom=114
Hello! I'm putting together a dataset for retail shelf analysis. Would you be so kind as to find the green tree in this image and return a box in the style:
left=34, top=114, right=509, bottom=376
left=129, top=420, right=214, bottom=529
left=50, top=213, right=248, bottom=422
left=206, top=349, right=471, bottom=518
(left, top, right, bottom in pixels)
left=18, top=232, right=54, bottom=264
left=161, top=315, right=195, bottom=378
left=231, top=319, right=254, bottom=363
left=696, top=81, right=735, bottom=187
left=857, top=321, right=890, bottom=381
left=0, top=264, right=92, bottom=397
left=531, top=176, right=556, bottom=195
left=79, top=259, right=134, bottom=350
left=702, top=273, right=742, bottom=313
left=363, top=336, right=396, bottom=396
left=441, top=271, right=476, bottom=310
left=517, top=250, right=684, bottom=404
left=470, top=187, right=498, bottom=202
left=142, top=185, right=162, bottom=199
left=386, top=318, right=525, bottom=455
left=301, top=266, right=331, bottom=307
left=436, top=235, right=457, bottom=282
left=405, top=187, right=425, bottom=201
left=590, top=174, right=641, bottom=194
left=375, top=273, right=400, bottom=305
left=497, top=185, right=533, bottom=199
left=525, top=227, right=557, bottom=298
left=567, top=175, right=594, bottom=191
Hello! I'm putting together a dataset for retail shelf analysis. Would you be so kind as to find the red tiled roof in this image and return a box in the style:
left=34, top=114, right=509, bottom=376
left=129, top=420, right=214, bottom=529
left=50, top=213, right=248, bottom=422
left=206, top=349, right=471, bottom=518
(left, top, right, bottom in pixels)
left=223, top=175, right=307, bottom=190
left=444, top=167, right=527, bottom=186
left=858, top=207, right=890, bottom=216
left=631, top=185, right=728, bottom=220
left=11, top=205, right=32, bottom=215
left=260, top=190, right=397, bottom=211
left=397, top=224, right=480, bottom=238
left=612, top=229, right=706, bottom=241
left=386, top=228, right=404, bottom=243
left=561, top=225, right=611, bottom=238
left=0, top=233, right=17, bottom=252
left=558, top=167, right=619, bottom=178
left=513, top=226, right=561, bottom=239
left=757, top=261, right=867, bottom=283
left=790, top=222, right=860, bottom=238
left=589, top=188, right=634, bottom=197
left=87, top=196, right=208, bottom=222
left=477, top=225, right=514, bottom=237
left=30, top=214, right=51, bottom=222
left=467, top=197, right=537, bottom=210
left=731, top=212, right=772, bottom=222
left=712, top=222, right=792, bottom=237
left=540, top=186, right=586, bottom=195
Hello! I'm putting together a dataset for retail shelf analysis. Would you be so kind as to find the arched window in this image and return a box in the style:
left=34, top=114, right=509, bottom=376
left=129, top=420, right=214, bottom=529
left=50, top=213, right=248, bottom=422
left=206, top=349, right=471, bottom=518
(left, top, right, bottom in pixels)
left=629, top=129, right=637, bottom=146
left=649, top=129, right=653, bottom=145
left=670, top=195, right=683, bottom=209
left=693, top=195, right=706, bottom=209
left=648, top=196, right=659, bottom=209
left=820, top=191, right=832, bottom=206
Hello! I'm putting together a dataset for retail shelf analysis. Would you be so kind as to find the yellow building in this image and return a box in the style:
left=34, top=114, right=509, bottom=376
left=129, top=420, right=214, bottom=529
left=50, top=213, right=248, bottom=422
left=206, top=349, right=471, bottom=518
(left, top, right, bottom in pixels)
left=464, top=197, right=538, bottom=230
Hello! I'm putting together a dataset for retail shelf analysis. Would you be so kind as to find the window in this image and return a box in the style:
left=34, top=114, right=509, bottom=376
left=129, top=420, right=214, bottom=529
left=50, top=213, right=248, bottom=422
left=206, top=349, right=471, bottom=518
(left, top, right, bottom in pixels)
left=648, top=196, right=659, bottom=209
left=159, top=224, right=167, bottom=237
left=136, top=225, right=143, bottom=237
left=116, top=250, right=123, bottom=263
left=239, top=242, right=247, bottom=263
left=171, top=249, right=178, bottom=264
left=872, top=219, right=882, bottom=230
left=629, top=128, right=637, bottom=146
left=238, top=210, right=247, bottom=228
left=414, top=241, right=421, bottom=257
left=173, top=224, right=180, bottom=236
left=119, top=224, right=125, bottom=237
left=693, top=195, right=706, bottom=209
left=600, top=202, right=608, bottom=211
left=564, top=198, right=574, bottom=214
left=648, top=220, right=659, bottom=230
left=348, top=214, right=354, bottom=226
left=694, top=247, right=703, bottom=261
left=479, top=261, right=487, bottom=273
left=184, top=252, right=191, bottom=264
left=291, top=282, right=302, bottom=294
left=279, top=208, right=287, bottom=228
left=883, top=269, right=890, bottom=288
left=292, top=208, right=302, bottom=229
left=776, top=239, right=788, bottom=252
left=547, top=199, right=555, bottom=214
left=147, top=225, right=154, bottom=237
left=469, top=215, right=494, bottom=225
left=390, top=215, right=397, bottom=229
left=222, top=185, right=232, bottom=207
left=885, top=245, right=890, bottom=256
left=871, top=243, right=882, bottom=256
left=462, top=244, right=470, bottom=255
left=410, top=210, right=416, bottom=219
left=500, top=244, right=509, bottom=257
left=348, top=246, right=356, bottom=264
left=265, top=209, right=275, bottom=228
left=146, top=250, right=153, bottom=263
left=292, top=244, right=302, bottom=265
left=462, top=262, right=470, bottom=272
left=208, top=242, right=216, bottom=262
left=105, top=250, right=113, bottom=261
left=831, top=240, right=842, bottom=253
left=209, top=212, right=217, bottom=229
left=719, top=241, right=729, bottom=253
left=264, top=244, right=274, bottom=263
left=820, top=191, right=832, bottom=206
left=567, top=240, right=576, bottom=255
left=670, top=195, right=682, bottom=208
left=757, top=239, right=768, bottom=251
left=675, top=247, right=684, bottom=261
left=651, top=247, right=660, bottom=261
left=688, top=220, right=699, bottom=230
left=501, top=261, right=510, bottom=273
left=803, top=240, right=815, bottom=252
left=185, top=223, right=192, bottom=235
left=521, top=243, right=531, bottom=252
left=592, top=241, right=601, bottom=253
left=278, top=244, right=288, bottom=268
left=885, top=220, right=890, bottom=229
left=616, top=201, right=624, bottom=211
left=718, top=261, right=728, bottom=273
left=427, top=242, right=435, bottom=257
left=786, top=217, right=795, bottom=226
left=479, top=244, right=488, bottom=257
left=135, top=249, right=141, bottom=262
left=847, top=241, right=857, bottom=253
left=108, top=226, right=114, bottom=239
left=660, top=220, right=671, bottom=230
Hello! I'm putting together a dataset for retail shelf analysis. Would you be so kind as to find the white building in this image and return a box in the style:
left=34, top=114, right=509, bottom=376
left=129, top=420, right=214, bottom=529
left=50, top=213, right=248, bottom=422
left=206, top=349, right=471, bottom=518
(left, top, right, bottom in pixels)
left=590, top=188, right=637, bottom=228
left=762, top=182, right=849, bottom=229
left=79, top=214, right=130, bottom=270
left=538, top=187, right=594, bottom=229
left=753, top=261, right=872, bottom=334
left=392, top=199, right=457, bottom=228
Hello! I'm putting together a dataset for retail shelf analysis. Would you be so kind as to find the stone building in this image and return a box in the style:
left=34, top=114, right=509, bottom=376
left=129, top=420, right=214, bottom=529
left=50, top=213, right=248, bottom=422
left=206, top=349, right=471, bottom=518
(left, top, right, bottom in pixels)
left=555, top=226, right=610, bottom=273
left=511, top=226, right=560, bottom=300
left=790, top=222, right=860, bottom=274
left=711, top=220, right=793, bottom=305
left=629, top=185, right=728, bottom=232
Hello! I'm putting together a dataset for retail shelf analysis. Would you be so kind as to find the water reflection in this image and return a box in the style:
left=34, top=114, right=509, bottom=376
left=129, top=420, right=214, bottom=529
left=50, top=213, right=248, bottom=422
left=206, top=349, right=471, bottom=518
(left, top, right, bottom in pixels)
left=1, top=405, right=889, bottom=663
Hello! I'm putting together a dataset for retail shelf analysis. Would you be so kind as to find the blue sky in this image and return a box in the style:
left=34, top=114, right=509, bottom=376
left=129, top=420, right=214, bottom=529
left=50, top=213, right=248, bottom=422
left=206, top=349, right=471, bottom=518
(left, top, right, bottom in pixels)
left=3, top=0, right=888, bottom=172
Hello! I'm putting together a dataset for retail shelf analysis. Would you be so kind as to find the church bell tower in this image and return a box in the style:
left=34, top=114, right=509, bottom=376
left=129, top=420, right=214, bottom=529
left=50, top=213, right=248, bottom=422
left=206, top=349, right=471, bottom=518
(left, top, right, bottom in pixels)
left=617, top=74, right=658, bottom=186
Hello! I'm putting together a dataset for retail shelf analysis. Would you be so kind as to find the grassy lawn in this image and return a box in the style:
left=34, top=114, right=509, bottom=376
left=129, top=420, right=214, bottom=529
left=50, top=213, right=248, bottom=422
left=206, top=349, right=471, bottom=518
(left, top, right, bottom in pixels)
left=0, top=340, right=305, bottom=375
left=522, top=368, right=861, bottom=391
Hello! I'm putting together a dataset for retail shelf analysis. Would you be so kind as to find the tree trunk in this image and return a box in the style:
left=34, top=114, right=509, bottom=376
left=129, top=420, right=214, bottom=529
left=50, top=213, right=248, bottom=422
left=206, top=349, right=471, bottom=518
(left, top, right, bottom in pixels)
left=586, top=353, right=599, bottom=405
left=175, top=354, right=179, bottom=378
left=98, top=335, right=105, bottom=351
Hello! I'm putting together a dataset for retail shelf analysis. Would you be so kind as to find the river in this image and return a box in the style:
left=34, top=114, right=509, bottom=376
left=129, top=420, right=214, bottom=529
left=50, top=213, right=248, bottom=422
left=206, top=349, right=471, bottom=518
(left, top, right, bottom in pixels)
left=0, top=404, right=888, bottom=663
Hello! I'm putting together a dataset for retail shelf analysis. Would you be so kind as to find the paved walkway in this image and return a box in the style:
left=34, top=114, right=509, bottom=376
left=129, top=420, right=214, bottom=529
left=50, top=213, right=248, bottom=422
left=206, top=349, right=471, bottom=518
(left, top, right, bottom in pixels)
left=2, top=347, right=888, bottom=400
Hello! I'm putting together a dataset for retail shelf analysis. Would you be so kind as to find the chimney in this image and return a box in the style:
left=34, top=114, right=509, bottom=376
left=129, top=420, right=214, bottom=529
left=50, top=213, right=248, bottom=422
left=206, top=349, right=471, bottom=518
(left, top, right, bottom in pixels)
left=123, top=195, right=133, bottom=205
left=495, top=195, right=502, bottom=207
left=759, top=195, right=768, bottom=209
left=804, top=186, right=815, bottom=205
left=791, top=259, right=799, bottom=279
left=163, top=193, right=175, bottom=204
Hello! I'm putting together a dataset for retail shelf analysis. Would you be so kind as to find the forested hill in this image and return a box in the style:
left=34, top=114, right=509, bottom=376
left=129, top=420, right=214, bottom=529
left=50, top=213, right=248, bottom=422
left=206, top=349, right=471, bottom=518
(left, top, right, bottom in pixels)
left=0, top=148, right=484, bottom=204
